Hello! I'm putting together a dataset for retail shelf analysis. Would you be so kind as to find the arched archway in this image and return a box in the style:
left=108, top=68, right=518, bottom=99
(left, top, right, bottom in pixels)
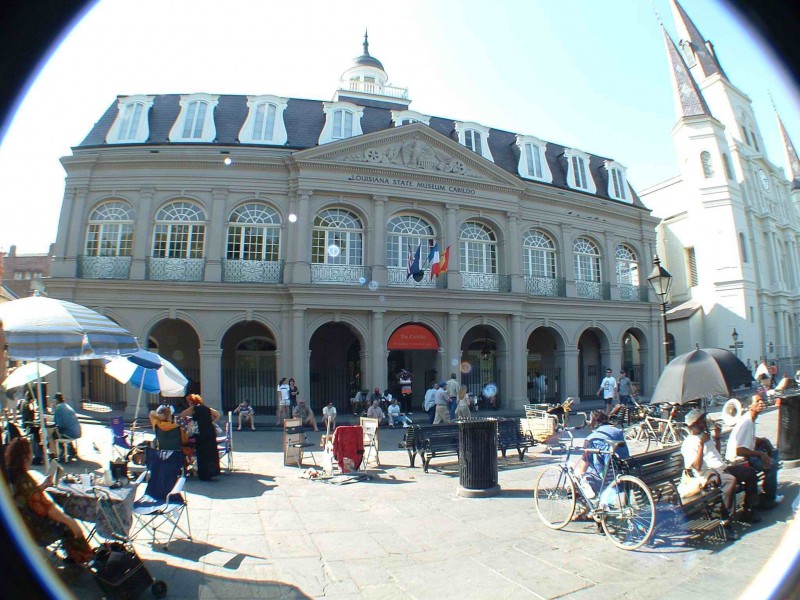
left=526, top=327, right=565, bottom=403
left=309, top=323, right=362, bottom=412
left=146, top=318, right=201, bottom=409
left=461, top=325, right=504, bottom=407
left=387, top=323, right=440, bottom=411
left=621, top=328, right=648, bottom=392
left=221, top=321, right=277, bottom=414
left=577, top=328, right=608, bottom=399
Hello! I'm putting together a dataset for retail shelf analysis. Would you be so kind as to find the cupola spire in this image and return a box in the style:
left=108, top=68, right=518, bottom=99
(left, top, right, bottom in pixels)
left=661, top=25, right=712, bottom=119
left=776, top=109, right=800, bottom=190
left=670, top=0, right=728, bottom=81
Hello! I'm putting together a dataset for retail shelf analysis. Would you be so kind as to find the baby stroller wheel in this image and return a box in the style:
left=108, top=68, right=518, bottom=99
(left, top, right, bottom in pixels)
left=151, top=580, right=168, bottom=598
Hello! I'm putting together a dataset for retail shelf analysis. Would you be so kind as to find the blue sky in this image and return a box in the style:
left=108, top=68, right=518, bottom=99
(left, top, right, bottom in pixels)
left=0, top=0, right=798, bottom=253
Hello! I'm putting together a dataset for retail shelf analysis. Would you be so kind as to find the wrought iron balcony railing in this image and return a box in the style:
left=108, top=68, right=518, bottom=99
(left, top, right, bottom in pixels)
left=461, top=272, right=510, bottom=292
left=524, top=276, right=566, bottom=297
left=78, top=255, right=132, bottom=280
left=387, top=267, right=436, bottom=288
left=618, top=283, right=649, bottom=302
left=338, top=79, right=409, bottom=99
left=310, top=264, right=372, bottom=285
left=146, top=257, right=205, bottom=282
left=222, top=259, right=284, bottom=284
left=576, top=280, right=611, bottom=300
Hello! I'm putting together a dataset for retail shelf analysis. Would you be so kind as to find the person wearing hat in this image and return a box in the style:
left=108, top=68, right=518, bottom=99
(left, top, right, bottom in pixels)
left=433, top=380, right=451, bottom=424
left=573, top=410, right=629, bottom=503
left=682, top=408, right=760, bottom=524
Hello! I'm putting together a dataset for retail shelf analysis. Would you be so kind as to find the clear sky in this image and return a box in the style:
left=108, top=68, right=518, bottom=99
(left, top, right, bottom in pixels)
left=0, top=0, right=798, bottom=254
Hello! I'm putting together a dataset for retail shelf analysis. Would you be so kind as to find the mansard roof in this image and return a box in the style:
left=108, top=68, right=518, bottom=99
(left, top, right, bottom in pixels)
left=78, top=93, right=644, bottom=208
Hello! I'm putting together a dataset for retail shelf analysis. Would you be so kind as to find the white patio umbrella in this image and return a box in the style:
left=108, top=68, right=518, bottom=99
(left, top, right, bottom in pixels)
left=0, top=295, right=139, bottom=469
left=104, top=350, right=188, bottom=435
left=2, top=362, right=56, bottom=390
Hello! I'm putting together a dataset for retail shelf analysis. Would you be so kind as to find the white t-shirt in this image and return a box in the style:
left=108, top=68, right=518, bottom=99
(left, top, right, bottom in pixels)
left=599, top=376, right=617, bottom=399
left=388, top=404, right=401, bottom=418
left=322, top=405, right=337, bottom=419
left=277, top=383, right=291, bottom=405
left=682, top=434, right=725, bottom=472
left=725, top=413, right=755, bottom=462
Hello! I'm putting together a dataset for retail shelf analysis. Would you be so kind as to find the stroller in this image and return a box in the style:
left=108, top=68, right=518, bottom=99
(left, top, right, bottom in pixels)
left=86, top=487, right=167, bottom=599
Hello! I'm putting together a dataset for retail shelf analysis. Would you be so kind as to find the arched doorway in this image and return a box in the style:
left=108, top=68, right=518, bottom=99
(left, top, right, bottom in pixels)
left=577, top=328, right=605, bottom=400
left=387, top=323, right=440, bottom=410
left=527, top=327, right=563, bottom=403
left=621, top=328, right=647, bottom=393
left=221, top=322, right=277, bottom=414
left=147, top=318, right=201, bottom=409
left=461, top=326, right=502, bottom=407
left=309, top=323, right=361, bottom=413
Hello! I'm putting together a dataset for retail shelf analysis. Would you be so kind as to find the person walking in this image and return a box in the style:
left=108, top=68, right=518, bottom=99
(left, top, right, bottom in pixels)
left=180, top=394, right=220, bottom=481
left=596, top=369, right=617, bottom=414
left=276, top=377, right=291, bottom=425
left=423, top=381, right=439, bottom=424
left=454, top=384, right=471, bottom=420
left=445, top=373, right=460, bottom=420
left=433, top=381, right=451, bottom=424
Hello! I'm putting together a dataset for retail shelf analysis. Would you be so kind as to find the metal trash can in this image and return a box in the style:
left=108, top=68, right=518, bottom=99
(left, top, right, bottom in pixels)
left=457, top=418, right=500, bottom=498
left=778, top=392, right=800, bottom=468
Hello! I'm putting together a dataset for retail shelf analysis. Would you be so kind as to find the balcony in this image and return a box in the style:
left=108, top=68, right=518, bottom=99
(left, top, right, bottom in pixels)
left=576, top=280, right=611, bottom=300
left=462, top=272, right=510, bottom=293
left=525, top=276, right=566, bottom=297
left=222, top=259, right=284, bottom=284
left=311, top=264, right=372, bottom=285
left=146, top=257, right=205, bottom=282
left=387, top=267, right=436, bottom=288
left=78, top=255, right=132, bottom=280
left=618, top=283, right=649, bottom=302
left=338, top=79, right=409, bottom=99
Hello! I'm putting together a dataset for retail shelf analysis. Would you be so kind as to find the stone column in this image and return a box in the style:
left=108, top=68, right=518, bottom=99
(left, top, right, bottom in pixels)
left=292, top=190, right=312, bottom=284
left=371, top=195, right=388, bottom=286
left=204, top=189, right=227, bottom=282
left=371, top=310, right=386, bottom=392
left=768, top=230, right=781, bottom=286
left=54, top=187, right=88, bottom=278
left=446, top=312, right=461, bottom=377
left=129, top=187, right=154, bottom=279
left=291, top=309, right=308, bottom=398
left=51, top=188, right=79, bottom=278
left=557, top=347, right=580, bottom=403
left=444, top=204, right=461, bottom=289
left=509, top=314, right=525, bottom=407
left=602, top=231, right=613, bottom=301
left=199, top=346, right=223, bottom=412
left=507, top=212, right=525, bottom=293
left=560, top=224, right=576, bottom=298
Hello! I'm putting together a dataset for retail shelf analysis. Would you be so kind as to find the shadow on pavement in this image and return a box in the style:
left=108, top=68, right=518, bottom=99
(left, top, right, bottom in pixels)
left=184, top=471, right=276, bottom=499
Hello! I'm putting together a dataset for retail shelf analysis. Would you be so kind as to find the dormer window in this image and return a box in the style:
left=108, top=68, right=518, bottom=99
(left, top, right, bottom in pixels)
left=515, top=135, right=553, bottom=183
left=454, top=121, right=493, bottom=162
left=169, top=93, right=219, bottom=143
left=564, top=148, right=596, bottom=193
left=105, top=95, right=154, bottom=144
left=391, top=110, right=431, bottom=127
left=319, top=101, right=364, bottom=144
left=604, top=160, right=630, bottom=202
left=238, top=95, right=288, bottom=145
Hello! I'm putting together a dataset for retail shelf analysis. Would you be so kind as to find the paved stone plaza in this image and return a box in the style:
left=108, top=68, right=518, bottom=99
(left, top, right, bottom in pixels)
left=32, top=406, right=800, bottom=599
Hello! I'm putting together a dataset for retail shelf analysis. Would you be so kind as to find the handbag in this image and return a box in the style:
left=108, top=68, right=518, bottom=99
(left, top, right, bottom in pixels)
left=677, top=468, right=710, bottom=499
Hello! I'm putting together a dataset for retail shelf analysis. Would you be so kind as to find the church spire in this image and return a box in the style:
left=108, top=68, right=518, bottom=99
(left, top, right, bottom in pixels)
left=363, top=29, right=370, bottom=56
left=662, top=25, right=712, bottom=119
left=670, top=0, right=728, bottom=81
left=776, top=110, right=800, bottom=190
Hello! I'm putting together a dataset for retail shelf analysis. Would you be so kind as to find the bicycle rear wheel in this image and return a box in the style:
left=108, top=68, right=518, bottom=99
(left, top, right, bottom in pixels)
left=534, top=466, right=577, bottom=530
left=600, top=475, right=656, bottom=550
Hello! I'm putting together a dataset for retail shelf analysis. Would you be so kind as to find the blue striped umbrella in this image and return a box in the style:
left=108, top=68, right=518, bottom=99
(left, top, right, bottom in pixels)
left=0, top=296, right=138, bottom=361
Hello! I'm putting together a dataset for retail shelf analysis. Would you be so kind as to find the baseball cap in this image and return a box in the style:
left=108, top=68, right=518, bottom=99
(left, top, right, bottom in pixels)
left=685, top=408, right=705, bottom=426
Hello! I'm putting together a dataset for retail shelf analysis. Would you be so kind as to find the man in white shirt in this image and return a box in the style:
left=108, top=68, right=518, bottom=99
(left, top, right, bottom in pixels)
left=387, top=399, right=412, bottom=428
left=682, top=409, right=759, bottom=525
left=321, top=401, right=337, bottom=431
left=596, top=369, right=617, bottom=414
left=725, top=395, right=783, bottom=510
left=423, top=382, right=439, bottom=424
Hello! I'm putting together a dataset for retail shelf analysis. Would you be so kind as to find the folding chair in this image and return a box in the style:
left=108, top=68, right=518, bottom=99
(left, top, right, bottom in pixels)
left=130, top=448, right=191, bottom=550
left=110, top=416, right=132, bottom=461
left=55, top=434, right=78, bottom=462
left=89, top=470, right=147, bottom=543
left=285, top=426, right=317, bottom=468
left=216, top=414, right=234, bottom=473
left=359, top=417, right=380, bottom=469
left=154, top=424, right=183, bottom=451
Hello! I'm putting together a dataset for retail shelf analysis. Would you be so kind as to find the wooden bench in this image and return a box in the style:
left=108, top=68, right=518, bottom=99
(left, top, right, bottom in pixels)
left=622, top=446, right=729, bottom=541
left=399, top=424, right=422, bottom=467
left=497, top=418, right=536, bottom=461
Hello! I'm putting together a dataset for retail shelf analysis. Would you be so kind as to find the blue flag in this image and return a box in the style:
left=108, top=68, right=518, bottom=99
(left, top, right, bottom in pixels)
left=407, top=242, right=423, bottom=280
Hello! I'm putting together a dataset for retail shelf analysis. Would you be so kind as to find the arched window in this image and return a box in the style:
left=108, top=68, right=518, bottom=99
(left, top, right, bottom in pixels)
left=615, top=245, right=639, bottom=286
left=85, top=201, right=134, bottom=257
left=522, top=230, right=556, bottom=278
left=226, top=203, right=281, bottom=261
left=312, top=209, right=363, bottom=265
left=573, top=237, right=601, bottom=282
left=738, top=232, right=748, bottom=263
left=460, top=222, right=496, bottom=274
left=386, top=215, right=435, bottom=268
left=701, top=151, right=714, bottom=178
left=152, top=201, right=206, bottom=258
left=722, top=153, right=734, bottom=180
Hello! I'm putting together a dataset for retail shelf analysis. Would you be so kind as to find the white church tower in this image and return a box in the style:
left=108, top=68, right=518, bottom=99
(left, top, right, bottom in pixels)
left=641, top=0, right=800, bottom=374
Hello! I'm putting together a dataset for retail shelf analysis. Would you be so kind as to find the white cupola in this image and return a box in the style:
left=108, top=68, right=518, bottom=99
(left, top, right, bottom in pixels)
left=334, top=31, right=410, bottom=106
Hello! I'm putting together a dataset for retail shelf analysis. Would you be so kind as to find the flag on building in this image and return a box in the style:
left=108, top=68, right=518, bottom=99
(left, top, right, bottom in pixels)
left=428, top=242, right=440, bottom=280
left=407, top=243, right=423, bottom=281
left=439, top=245, right=450, bottom=275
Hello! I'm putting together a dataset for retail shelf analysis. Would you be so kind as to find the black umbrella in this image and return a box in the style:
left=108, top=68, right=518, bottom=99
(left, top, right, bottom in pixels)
left=650, top=347, right=753, bottom=405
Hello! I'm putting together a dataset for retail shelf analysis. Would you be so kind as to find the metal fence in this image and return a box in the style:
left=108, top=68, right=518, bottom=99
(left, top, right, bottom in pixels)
left=309, top=370, right=359, bottom=414
left=460, top=366, right=503, bottom=408
left=221, top=368, right=277, bottom=414
left=81, top=363, right=126, bottom=410
left=78, top=255, right=132, bottom=280
left=526, top=368, right=561, bottom=403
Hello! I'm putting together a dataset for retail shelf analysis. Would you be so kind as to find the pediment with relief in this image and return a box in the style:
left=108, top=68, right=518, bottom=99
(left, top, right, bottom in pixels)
left=336, top=139, right=480, bottom=178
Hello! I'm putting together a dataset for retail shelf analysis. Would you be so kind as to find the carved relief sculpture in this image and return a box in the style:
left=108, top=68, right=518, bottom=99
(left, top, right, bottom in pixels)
left=340, top=139, right=475, bottom=177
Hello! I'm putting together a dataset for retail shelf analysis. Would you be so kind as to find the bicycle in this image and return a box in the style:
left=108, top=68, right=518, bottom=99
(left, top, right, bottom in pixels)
left=622, top=405, right=688, bottom=453
left=533, top=426, right=656, bottom=550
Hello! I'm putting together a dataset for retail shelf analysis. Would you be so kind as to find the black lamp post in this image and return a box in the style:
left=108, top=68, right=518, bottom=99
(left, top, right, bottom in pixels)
left=731, top=328, right=739, bottom=359
left=647, top=255, right=673, bottom=366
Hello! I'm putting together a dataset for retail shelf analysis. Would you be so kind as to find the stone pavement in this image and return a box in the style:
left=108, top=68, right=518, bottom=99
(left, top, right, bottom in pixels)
left=32, top=406, right=800, bottom=599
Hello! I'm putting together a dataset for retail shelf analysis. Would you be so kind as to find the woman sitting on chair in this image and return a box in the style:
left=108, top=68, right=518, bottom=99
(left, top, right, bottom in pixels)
left=180, top=394, right=220, bottom=481
left=4, top=437, right=93, bottom=564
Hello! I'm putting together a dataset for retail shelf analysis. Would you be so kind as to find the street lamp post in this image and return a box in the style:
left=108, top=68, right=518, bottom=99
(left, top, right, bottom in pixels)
left=730, top=328, right=741, bottom=359
left=648, top=255, right=673, bottom=367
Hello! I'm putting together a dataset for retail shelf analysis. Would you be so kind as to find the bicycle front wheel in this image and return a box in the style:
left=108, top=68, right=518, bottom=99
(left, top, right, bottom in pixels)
left=600, top=475, right=656, bottom=551
left=534, top=466, right=577, bottom=530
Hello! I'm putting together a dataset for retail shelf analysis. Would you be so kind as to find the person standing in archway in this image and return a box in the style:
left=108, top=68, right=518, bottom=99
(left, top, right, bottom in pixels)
left=398, top=369, right=413, bottom=414
left=276, top=377, right=291, bottom=426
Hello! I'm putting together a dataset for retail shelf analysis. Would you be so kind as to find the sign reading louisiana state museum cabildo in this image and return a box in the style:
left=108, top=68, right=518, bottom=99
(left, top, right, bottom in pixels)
left=387, top=324, right=439, bottom=350
left=346, top=174, right=476, bottom=195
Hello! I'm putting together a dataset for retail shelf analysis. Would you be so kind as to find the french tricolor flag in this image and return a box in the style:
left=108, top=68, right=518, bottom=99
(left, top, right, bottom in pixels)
left=427, top=242, right=440, bottom=280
